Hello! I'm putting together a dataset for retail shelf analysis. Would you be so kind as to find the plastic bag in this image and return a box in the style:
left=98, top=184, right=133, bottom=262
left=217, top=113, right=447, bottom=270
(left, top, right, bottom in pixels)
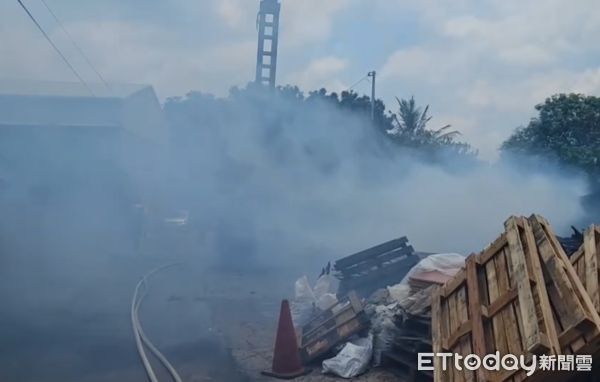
left=291, top=275, right=339, bottom=327
left=313, top=274, right=339, bottom=299
left=400, top=253, right=465, bottom=283
left=290, top=276, right=317, bottom=328
left=322, top=335, right=373, bottom=378
left=387, top=253, right=465, bottom=305
left=316, top=293, right=338, bottom=311
left=370, top=304, right=402, bottom=366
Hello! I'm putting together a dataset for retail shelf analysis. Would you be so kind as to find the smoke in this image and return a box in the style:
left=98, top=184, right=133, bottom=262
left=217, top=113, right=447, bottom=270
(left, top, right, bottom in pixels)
left=165, top=86, right=587, bottom=269
left=0, top=84, right=587, bottom=304
left=0, top=82, right=587, bottom=380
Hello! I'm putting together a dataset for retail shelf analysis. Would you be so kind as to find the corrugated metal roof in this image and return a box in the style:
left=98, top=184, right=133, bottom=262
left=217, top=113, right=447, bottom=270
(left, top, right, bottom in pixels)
left=0, top=78, right=151, bottom=99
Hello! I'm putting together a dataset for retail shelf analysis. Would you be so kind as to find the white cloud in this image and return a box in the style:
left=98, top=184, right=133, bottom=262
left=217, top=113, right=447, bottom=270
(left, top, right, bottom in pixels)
left=379, top=47, right=449, bottom=83
left=280, top=0, right=351, bottom=47
left=1, top=7, right=258, bottom=99
left=285, top=56, right=349, bottom=92
left=214, top=0, right=248, bottom=29
left=3, top=0, right=600, bottom=160
left=375, top=0, right=600, bottom=158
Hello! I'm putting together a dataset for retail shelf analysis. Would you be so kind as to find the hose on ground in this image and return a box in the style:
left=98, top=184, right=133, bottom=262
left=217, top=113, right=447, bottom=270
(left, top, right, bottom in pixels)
left=131, top=263, right=183, bottom=382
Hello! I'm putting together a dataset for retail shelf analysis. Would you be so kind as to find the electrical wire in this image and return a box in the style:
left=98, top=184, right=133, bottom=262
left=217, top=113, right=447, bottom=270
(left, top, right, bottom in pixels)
left=16, top=0, right=95, bottom=96
left=131, top=263, right=183, bottom=382
left=346, top=74, right=369, bottom=92
left=39, top=0, right=110, bottom=89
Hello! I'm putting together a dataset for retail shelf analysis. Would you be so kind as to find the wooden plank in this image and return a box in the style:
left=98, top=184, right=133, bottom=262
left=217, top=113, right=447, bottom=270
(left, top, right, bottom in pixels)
left=530, top=215, right=600, bottom=357
left=301, top=313, right=369, bottom=362
left=483, top=288, right=518, bottom=318
left=431, top=287, right=444, bottom=382
left=505, top=217, right=545, bottom=354
left=466, top=255, right=486, bottom=381
left=519, top=217, right=561, bottom=355
left=457, top=285, right=474, bottom=382
left=571, top=246, right=585, bottom=267
left=338, top=254, right=419, bottom=295
left=529, top=216, right=589, bottom=329
left=339, top=245, right=415, bottom=276
left=503, top=229, right=527, bottom=355
left=444, top=320, right=472, bottom=350
left=334, top=236, right=408, bottom=269
left=442, top=268, right=467, bottom=297
left=584, top=227, right=600, bottom=312
left=448, top=290, right=461, bottom=382
left=485, top=249, right=509, bottom=359
left=477, top=254, right=494, bottom=356
left=302, top=292, right=363, bottom=343
left=480, top=233, right=508, bottom=265
left=495, top=249, right=522, bottom=357
left=534, top=215, right=600, bottom=325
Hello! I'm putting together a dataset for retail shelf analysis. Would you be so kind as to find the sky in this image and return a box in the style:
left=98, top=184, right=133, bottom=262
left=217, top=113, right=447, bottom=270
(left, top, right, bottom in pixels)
left=1, top=0, right=600, bottom=159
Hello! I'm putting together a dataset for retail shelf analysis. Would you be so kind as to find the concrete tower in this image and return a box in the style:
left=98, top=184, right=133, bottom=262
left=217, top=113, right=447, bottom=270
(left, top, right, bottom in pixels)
left=255, top=0, right=281, bottom=88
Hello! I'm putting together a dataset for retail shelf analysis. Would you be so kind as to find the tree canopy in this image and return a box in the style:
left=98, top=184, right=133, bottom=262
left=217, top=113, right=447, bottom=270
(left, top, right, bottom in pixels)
left=387, top=96, right=474, bottom=158
left=165, top=84, right=475, bottom=167
left=502, top=93, right=600, bottom=175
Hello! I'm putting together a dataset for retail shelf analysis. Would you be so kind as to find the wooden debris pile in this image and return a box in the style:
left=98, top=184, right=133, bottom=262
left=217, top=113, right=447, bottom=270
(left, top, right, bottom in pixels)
left=570, top=224, right=600, bottom=314
left=335, top=236, right=419, bottom=298
left=431, top=215, right=600, bottom=382
left=381, top=286, right=435, bottom=382
left=409, top=270, right=454, bottom=294
left=299, top=291, right=369, bottom=363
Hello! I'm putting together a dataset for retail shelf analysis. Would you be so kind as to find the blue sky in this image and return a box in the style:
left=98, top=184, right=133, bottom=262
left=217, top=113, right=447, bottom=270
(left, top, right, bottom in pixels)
left=1, top=0, right=599, bottom=159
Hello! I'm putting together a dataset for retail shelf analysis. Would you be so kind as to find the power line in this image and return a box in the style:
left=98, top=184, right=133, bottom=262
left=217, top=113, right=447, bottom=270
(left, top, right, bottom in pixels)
left=16, top=0, right=95, bottom=96
left=346, top=74, right=369, bottom=92
left=39, top=0, right=109, bottom=89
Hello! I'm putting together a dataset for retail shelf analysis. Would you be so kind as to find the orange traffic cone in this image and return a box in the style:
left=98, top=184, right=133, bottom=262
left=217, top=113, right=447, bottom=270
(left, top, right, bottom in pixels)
left=262, top=300, right=311, bottom=379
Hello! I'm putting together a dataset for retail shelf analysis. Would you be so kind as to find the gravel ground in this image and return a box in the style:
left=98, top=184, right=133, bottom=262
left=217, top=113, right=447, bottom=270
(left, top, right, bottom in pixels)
left=0, top=252, right=399, bottom=381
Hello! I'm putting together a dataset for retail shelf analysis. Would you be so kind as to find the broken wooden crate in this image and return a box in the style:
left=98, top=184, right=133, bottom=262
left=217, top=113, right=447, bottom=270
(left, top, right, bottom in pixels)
left=335, top=236, right=419, bottom=297
left=383, top=336, right=433, bottom=382
left=409, top=271, right=454, bottom=294
left=571, top=225, right=600, bottom=314
left=384, top=308, right=433, bottom=382
left=431, top=215, right=600, bottom=382
left=299, top=291, right=369, bottom=362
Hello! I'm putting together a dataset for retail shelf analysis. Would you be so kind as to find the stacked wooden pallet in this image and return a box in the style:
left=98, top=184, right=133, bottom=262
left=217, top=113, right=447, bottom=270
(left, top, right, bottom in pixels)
left=409, top=271, right=454, bottom=294
left=380, top=284, right=435, bottom=381
left=299, top=291, right=369, bottom=363
left=383, top=309, right=434, bottom=382
left=571, top=225, right=600, bottom=314
left=335, top=236, right=419, bottom=298
left=431, top=215, right=600, bottom=382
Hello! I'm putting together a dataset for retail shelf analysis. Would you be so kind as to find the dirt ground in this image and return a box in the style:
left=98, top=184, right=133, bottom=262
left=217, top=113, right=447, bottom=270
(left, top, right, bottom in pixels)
left=0, top=253, right=398, bottom=381
left=198, top=267, right=398, bottom=382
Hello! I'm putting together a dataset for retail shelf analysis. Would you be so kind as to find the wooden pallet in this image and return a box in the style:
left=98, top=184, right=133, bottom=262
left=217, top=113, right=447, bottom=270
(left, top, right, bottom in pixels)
left=571, top=225, right=600, bottom=314
left=431, top=215, right=600, bottom=382
left=431, top=266, right=482, bottom=382
left=530, top=215, right=600, bottom=357
left=335, top=236, right=418, bottom=297
left=300, top=313, right=369, bottom=362
left=300, top=292, right=369, bottom=362
left=475, top=216, right=559, bottom=381
left=383, top=340, right=434, bottom=382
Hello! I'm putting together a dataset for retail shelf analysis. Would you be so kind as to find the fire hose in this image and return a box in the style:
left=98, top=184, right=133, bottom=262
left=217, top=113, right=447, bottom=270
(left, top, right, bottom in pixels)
left=131, top=264, right=183, bottom=382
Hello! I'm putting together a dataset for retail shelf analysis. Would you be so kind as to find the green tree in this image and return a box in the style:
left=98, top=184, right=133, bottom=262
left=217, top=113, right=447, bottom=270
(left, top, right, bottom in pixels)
left=502, top=93, right=600, bottom=175
left=387, top=96, right=474, bottom=158
left=502, top=93, right=600, bottom=221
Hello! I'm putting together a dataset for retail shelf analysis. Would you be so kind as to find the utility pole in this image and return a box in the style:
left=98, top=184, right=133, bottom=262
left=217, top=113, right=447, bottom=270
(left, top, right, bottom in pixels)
left=368, top=71, right=376, bottom=122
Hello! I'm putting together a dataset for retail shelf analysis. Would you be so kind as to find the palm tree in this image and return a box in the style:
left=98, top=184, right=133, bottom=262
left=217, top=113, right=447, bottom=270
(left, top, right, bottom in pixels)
left=391, top=96, right=460, bottom=146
